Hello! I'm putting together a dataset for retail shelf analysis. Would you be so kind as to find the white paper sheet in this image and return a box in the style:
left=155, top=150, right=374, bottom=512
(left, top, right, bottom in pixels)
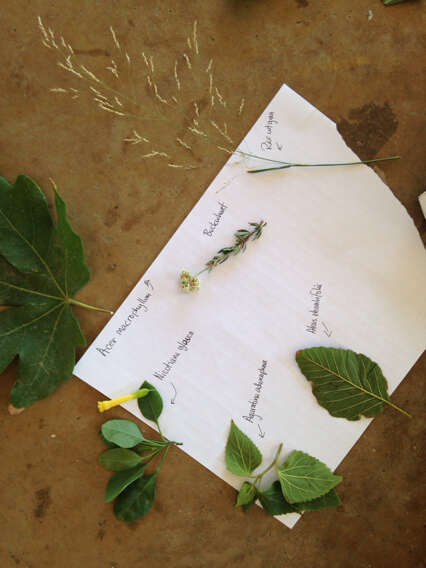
left=74, top=85, right=426, bottom=528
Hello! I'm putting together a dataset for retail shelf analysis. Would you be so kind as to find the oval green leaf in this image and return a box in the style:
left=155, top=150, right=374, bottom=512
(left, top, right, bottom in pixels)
left=99, top=430, right=117, bottom=448
left=138, top=381, right=163, bottom=422
left=278, top=450, right=342, bottom=504
left=99, top=448, right=142, bottom=471
left=105, top=463, right=147, bottom=502
left=225, top=420, right=262, bottom=477
left=101, top=419, right=145, bottom=448
left=296, top=347, right=410, bottom=420
left=114, top=473, right=158, bottom=522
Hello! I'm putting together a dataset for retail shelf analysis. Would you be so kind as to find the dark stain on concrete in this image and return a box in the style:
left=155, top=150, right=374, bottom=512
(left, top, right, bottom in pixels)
left=122, top=201, right=161, bottom=232
left=337, top=102, right=398, bottom=160
left=97, top=519, right=107, bottom=540
left=105, top=205, right=120, bottom=228
left=9, top=552, right=20, bottom=565
left=296, top=0, right=309, bottom=6
left=34, top=488, right=51, bottom=518
left=74, top=48, right=110, bottom=57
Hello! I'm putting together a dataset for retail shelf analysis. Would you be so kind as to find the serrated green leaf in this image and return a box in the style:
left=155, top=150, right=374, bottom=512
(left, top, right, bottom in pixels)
left=293, top=488, right=342, bottom=512
left=278, top=450, right=342, bottom=504
left=105, top=463, right=147, bottom=502
left=0, top=175, right=92, bottom=408
left=225, top=420, right=262, bottom=477
left=114, top=473, right=158, bottom=522
left=99, top=448, right=142, bottom=471
left=235, top=481, right=257, bottom=509
left=258, top=481, right=297, bottom=516
left=296, top=347, right=410, bottom=420
left=258, top=482, right=341, bottom=515
left=101, top=419, right=145, bottom=448
left=138, top=380, right=163, bottom=422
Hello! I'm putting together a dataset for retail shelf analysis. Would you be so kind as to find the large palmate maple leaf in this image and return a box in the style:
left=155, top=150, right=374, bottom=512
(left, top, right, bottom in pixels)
left=0, top=174, right=107, bottom=408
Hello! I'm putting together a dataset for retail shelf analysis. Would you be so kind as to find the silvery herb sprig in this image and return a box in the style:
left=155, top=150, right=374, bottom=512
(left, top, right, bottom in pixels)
left=180, top=220, right=266, bottom=292
left=98, top=381, right=182, bottom=522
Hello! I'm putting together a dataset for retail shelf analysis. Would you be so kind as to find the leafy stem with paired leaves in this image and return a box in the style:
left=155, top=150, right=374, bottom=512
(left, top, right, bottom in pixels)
left=246, top=443, right=282, bottom=490
left=226, top=420, right=343, bottom=516
left=98, top=382, right=182, bottom=522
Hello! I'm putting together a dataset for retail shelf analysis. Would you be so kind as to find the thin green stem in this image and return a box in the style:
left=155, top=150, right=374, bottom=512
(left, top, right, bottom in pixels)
left=67, top=298, right=113, bottom=314
left=249, top=443, right=283, bottom=490
left=155, top=419, right=164, bottom=440
left=139, top=448, right=161, bottom=462
left=238, top=151, right=401, bottom=174
left=137, top=439, right=168, bottom=449
left=155, top=445, right=170, bottom=473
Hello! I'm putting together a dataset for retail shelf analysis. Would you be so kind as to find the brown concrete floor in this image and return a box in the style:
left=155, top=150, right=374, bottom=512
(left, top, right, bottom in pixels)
left=0, top=1, right=425, bottom=567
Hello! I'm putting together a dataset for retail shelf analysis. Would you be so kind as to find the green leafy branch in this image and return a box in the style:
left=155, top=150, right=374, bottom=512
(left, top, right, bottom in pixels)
left=179, top=221, right=266, bottom=292
left=200, top=221, right=267, bottom=275
left=98, top=381, right=181, bottom=522
left=226, top=421, right=342, bottom=516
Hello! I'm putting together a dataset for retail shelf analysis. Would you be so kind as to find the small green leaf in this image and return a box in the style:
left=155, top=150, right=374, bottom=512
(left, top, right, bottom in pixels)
left=105, top=463, right=147, bottom=502
left=296, top=347, right=410, bottom=420
left=293, top=488, right=342, bottom=512
left=101, top=419, right=145, bottom=448
left=99, top=448, right=142, bottom=471
left=99, top=430, right=117, bottom=448
left=138, top=381, right=163, bottom=422
left=225, top=420, right=262, bottom=477
left=114, top=473, right=158, bottom=522
left=278, top=450, right=342, bottom=504
left=235, top=482, right=257, bottom=509
left=258, top=481, right=297, bottom=516
left=383, top=0, right=408, bottom=5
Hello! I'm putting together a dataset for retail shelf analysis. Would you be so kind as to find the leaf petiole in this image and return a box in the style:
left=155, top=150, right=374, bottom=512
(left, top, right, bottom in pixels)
left=67, top=297, right=113, bottom=314
left=155, top=445, right=170, bottom=473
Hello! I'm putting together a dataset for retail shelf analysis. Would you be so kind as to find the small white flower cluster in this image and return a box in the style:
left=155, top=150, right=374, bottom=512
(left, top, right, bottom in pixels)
left=179, top=270, right=200, bottom=293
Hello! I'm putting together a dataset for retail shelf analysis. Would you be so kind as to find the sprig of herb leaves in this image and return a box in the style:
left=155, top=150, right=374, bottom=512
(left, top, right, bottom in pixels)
left=180, top=221, right=266, bottom=292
